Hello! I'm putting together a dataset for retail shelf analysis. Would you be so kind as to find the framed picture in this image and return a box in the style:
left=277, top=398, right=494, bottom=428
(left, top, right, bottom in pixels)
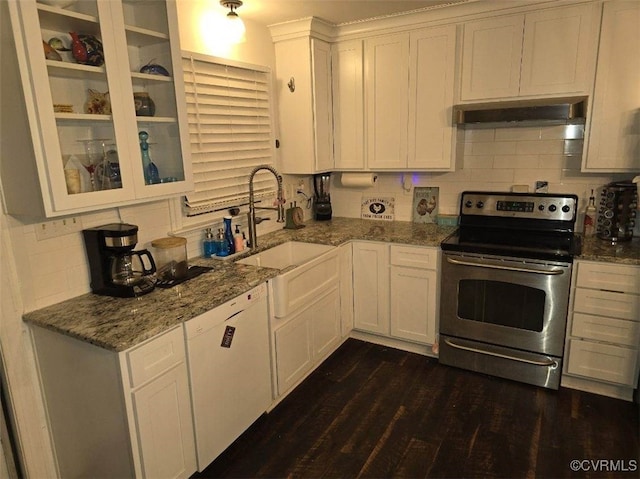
left=412, top=187, right=439, bottom=223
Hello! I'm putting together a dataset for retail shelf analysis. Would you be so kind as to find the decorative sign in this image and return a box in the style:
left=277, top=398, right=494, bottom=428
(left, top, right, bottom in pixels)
left=412, top=187, right=439, bottom=224
left=361, top=197, right=395, bottom=221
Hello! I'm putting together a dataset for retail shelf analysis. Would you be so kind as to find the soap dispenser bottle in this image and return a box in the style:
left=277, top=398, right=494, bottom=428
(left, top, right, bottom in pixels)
left=216, top=228, right=229, bottom=257
left=203, top=228, right=215, bottom=258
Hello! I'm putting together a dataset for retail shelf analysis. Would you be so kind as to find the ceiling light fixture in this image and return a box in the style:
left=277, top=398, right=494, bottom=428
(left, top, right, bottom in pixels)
left=220, top=0, right=246, bottom=44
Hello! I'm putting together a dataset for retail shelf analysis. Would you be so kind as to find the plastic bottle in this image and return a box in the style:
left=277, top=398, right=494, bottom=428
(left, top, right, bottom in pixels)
left=242, top=231, right=248, bottom=249
left=223, top=216, right=235, bottom=255
left=234, top=225, right=244, bottom=253
left=215, top=228, right=229, bottom=257
left=203, top=228, right=215, bottom=258
left=583, top=189, right=596, bottom=237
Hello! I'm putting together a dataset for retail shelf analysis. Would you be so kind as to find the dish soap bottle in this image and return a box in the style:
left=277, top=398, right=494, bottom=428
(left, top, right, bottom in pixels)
left=234, top=225, right=244, bottom=253
left=139, top=131, right=160, bottom=185
left=583, top=189, right=596, bottom=237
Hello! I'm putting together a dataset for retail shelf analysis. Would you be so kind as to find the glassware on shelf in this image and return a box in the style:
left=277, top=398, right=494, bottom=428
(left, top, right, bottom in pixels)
left=79, top=139, right=108, bottom=191
left=138, top=131, right=160, bottom=185
left=95, top=144, right=122, bottom=190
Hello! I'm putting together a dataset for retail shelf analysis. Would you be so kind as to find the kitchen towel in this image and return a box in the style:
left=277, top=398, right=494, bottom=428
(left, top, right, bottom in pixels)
left=340, top=172, right=376, bottom=188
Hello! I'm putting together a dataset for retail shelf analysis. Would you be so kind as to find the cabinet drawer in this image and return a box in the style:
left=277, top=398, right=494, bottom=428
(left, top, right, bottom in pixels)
left=573, top=288, right=640, bottom=321
left=576, top=262, right=640, bottom=294
left=390, top=245, right=438, bottom=270
left=567, top=339, right=638, bottom=386
left=127, top=326, right=185, bottom=389
left=572, top=312, right=640, bottom=347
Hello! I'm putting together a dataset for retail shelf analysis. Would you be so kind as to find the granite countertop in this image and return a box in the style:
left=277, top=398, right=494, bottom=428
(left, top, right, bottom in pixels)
left=578, top=235, right=640, bottom=266
left=23, top=217, right=455, bottom=352
left=22, top=217, right=639, bottom=352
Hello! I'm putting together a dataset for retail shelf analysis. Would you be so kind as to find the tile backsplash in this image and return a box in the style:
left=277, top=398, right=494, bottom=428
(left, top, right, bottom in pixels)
left=331, top=125, right=630, bottom=221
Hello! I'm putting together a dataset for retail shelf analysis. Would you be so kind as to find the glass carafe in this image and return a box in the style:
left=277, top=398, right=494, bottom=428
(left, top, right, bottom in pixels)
left=110, top=250, right=156, bottom=286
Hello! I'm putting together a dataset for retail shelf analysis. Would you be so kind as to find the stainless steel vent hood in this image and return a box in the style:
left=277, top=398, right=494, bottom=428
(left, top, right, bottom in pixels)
left=454, top=97, right=587, bottom=127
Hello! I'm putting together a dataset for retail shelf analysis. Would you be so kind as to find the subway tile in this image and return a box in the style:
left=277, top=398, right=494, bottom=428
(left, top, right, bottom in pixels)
left=516, top=139, right=564, bottom=155
left=493, top=155, right=539, bottom=169
left=464, top=128, right=495, bottom=143
left=470, top=169, right=515, bottom=182
left=495, top=127, right=541, bottom=141
left=463, top=155, right=494, bottom=169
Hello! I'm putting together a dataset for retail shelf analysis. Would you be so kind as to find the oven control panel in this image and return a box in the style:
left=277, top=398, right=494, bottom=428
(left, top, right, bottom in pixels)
left=460, top=192, right=577, bottom=221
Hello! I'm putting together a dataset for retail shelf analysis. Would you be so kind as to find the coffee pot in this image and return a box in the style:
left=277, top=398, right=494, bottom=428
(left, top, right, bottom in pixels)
left=83, top=223, right=156, bottom=297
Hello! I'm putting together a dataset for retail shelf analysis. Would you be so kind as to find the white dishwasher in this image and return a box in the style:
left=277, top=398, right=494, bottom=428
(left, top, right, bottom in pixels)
left=184, top=283, right=272, bottom=471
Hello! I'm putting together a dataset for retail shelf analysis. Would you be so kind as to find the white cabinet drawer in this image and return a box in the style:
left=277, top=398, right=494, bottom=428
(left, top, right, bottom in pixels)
left=127, top=326, right=185, bottom=389
left=572, top=312, right=640, bottom=347
left=390, top=245, right=438, bottom=270
left=573, top=288, right=640, bottom=321
left=567, top=339, right=638, bottom=386
left=576, top=262, right=640, bottom=294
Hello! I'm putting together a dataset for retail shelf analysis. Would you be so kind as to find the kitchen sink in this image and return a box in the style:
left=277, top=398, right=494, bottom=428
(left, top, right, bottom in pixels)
left=236, top=241, right=334, bottom=270
left=237, top=242, right=338, bottom=318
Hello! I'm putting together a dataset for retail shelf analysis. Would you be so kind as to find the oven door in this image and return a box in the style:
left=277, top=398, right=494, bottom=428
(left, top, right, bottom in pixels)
left=439, top=251, right=572, bottom=357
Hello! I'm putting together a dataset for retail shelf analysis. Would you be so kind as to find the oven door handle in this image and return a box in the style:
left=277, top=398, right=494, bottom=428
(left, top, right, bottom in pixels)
left=443, top=338, right=558, bottom=367
left=446, top=257, right=565, bottom=275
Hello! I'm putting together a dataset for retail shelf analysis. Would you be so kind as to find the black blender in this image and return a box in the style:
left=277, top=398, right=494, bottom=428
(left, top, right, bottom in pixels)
left=83, top=223, right=156, bottom=297
left=313, top=173, right=332, bottom=221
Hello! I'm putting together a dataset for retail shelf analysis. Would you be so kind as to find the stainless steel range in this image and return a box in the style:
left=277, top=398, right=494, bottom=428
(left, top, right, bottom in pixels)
left=439, top=191, right=581, bottom=389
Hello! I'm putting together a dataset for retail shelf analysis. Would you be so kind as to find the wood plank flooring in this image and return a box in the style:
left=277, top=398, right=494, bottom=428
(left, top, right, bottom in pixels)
left=192, top=339, right=639, bottom=479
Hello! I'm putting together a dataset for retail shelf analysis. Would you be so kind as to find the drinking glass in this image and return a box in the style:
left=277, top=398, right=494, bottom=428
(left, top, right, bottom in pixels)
left=79, top=139, right=107, bottom=191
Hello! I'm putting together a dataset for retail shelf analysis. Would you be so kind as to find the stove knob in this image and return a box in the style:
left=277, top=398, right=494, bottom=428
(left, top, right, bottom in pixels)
left=548, top=204, right=557, bottom=212
left=562, top=205, right=571, bottom=213
left=465, top=200, right=473, bottom=208
left=538, top=204, right=545, bottom=211
left=476, top=201, right=484, bottom=208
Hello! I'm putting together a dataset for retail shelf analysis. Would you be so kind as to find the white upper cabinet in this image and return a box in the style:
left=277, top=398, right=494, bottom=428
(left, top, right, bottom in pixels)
left=5, top=0, right=192, bottom=217
left=273, top=36, right=334, bottom=174
left=365, top=33, right=410, bottom=169
left=583, top=0, right=640, bottom=172
left=364, top=26, right=456, bottom=171
left=332, top=40, right=365, bottom=170
left=407, top=25, right=457, bottom=170
left=460, top=3, right=599, bottom=102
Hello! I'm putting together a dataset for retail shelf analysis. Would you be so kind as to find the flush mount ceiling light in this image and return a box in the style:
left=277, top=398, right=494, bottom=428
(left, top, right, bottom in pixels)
left=220, top=0, right=246, bottom=43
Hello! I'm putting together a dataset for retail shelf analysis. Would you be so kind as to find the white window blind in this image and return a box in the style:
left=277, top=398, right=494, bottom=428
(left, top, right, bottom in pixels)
left=182, top=52, right=276, bottom=216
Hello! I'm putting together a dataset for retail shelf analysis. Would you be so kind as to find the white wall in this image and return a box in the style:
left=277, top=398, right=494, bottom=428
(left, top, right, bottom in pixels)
left=331, top=125, right=631, bottom=227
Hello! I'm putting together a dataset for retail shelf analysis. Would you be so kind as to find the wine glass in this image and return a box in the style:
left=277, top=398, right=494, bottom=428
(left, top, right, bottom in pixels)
left=79, top=139, right=107, bottom=191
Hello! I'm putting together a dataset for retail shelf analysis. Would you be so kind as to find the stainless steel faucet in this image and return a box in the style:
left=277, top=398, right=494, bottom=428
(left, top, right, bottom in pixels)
left=247, top=165, right=285, bottom=248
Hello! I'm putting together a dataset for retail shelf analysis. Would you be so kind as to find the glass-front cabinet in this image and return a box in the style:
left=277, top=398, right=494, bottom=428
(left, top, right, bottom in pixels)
left=6, top=0, right=192, bottom=217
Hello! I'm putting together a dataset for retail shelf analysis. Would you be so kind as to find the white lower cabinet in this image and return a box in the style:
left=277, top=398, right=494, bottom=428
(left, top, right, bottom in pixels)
left=562, top=260, right=640, bottom=400
left=31, top=324, right=196, bottom=479
left=353, top=242, right=439, bottom=348
left=274, top=287, right=341, bottom=396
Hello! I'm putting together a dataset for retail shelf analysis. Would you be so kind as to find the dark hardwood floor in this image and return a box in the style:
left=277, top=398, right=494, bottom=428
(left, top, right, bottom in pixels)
left=192, top=339, right=639, bottom=479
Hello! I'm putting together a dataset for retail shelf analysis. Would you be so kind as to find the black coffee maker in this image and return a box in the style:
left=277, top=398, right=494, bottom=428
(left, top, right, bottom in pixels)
left=313, top=173, right=332, bottom=221
left=83, top=223, right=156, bottom=297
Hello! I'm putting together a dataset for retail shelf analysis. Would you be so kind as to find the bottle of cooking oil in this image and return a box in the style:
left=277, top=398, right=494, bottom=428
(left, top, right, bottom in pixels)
left=583, top=189, right=596, bottom=237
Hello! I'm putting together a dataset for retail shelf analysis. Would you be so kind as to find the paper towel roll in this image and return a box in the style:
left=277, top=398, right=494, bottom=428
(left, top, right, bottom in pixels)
left=340, top=172, right=376, bottom=188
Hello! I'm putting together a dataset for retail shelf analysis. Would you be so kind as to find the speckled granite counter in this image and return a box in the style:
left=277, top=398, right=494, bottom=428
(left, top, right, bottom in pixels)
left=23, top=217, right=455, bottom=352
left=577, top=235, right=640, bottom=266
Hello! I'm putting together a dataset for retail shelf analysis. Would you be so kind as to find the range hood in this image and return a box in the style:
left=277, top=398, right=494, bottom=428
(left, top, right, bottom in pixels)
left=454, top=97, right=587, bottom=127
